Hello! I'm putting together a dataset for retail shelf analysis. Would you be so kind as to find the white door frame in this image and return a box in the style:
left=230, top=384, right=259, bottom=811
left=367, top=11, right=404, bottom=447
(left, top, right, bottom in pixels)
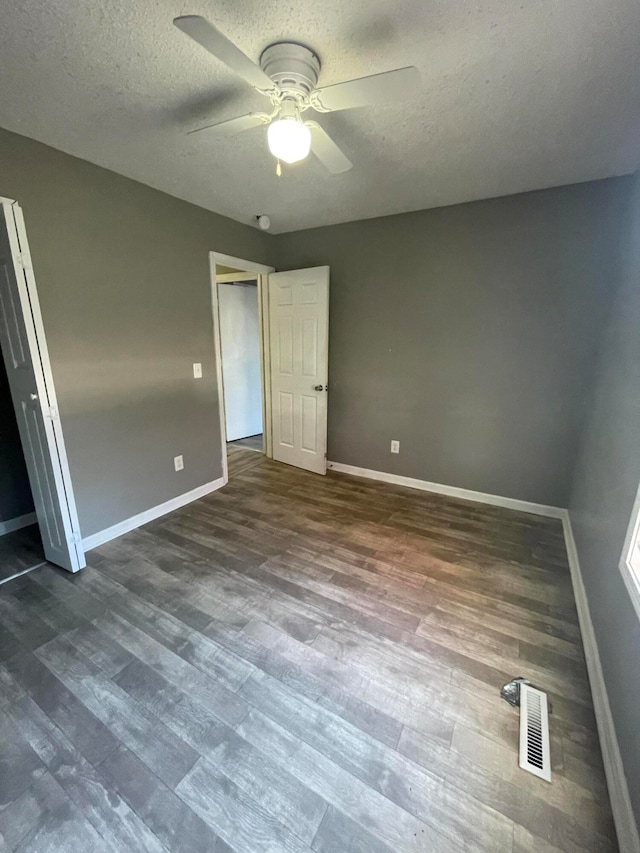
left=0, top=196, right=85, bottom=570
left=209, top=252, right=275, bottom=485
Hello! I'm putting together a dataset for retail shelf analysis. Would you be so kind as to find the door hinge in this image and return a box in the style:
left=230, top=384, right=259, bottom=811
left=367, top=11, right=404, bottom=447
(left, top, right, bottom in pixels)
left=70, top=530, right=82, bottom=545
left=45, top=406, right=58, bottom=420
left=16, top=252, right=32, bottom=272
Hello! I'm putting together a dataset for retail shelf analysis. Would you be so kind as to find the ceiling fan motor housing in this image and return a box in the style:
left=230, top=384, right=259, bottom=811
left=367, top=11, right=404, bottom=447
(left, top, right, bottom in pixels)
left=260, top=42, right=320, bottom=102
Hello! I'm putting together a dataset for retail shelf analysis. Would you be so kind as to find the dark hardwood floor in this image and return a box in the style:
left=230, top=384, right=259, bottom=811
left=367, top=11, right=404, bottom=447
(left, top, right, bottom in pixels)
left=227, top=444, right=265, bottom=478
left=228, top=434, right=264, bottom=453
left=0, top=455, right=617, bottom=852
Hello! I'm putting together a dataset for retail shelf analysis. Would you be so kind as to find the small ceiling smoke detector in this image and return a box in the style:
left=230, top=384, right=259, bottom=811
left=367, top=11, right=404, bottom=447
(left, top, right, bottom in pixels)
left=256, top=214, right=271, bottom=231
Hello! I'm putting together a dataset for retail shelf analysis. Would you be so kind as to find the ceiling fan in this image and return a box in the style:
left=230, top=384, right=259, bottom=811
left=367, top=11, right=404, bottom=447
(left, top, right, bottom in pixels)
left=174, top=16, right=420, bottom=175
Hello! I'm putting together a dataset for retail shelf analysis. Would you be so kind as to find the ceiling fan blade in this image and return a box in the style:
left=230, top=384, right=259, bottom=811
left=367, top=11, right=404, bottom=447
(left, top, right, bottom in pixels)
left=188, top=112, right=270, bottom=138
left=307, top=122, right=352, bottom=174
left=173, top=16, right=278, bottom=96
left=310, top=66, right=420, bottom=112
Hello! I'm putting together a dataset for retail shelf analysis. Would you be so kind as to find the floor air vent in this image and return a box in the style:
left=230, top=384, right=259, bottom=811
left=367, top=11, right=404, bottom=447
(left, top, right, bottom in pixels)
left=519, top=683, right=551, bottom=782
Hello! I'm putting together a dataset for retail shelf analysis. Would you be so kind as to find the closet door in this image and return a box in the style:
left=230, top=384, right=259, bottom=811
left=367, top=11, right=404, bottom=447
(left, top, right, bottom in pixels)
left=0, top=201, right=84, bottom=571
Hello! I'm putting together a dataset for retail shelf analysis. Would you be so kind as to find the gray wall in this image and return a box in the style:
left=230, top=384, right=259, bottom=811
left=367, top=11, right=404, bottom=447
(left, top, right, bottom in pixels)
left=0, top=126, right=274, bottom=537
left=0, top=360, right=33, bottom=523
left=275, top=178, right=631, bottom=506
left=568, top=173, right=640, bottom=825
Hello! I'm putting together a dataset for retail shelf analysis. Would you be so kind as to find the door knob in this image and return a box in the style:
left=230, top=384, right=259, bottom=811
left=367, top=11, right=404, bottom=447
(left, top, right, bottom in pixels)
left=314, top=385, right=325, bottom=391
left=29, top=393, right=38, bottom=401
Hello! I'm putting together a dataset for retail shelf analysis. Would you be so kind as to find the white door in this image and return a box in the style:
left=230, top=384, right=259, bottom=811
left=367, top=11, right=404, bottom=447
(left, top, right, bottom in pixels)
left=268, top=267, right=329, bottom=475
left=0, top=201, right=84, bottom=572
left=218, top=282, right=263, bottom=442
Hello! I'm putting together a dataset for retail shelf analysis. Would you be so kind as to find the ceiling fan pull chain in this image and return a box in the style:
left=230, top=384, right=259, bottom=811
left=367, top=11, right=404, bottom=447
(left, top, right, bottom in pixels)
left=276, top=159, right=282, bottom=177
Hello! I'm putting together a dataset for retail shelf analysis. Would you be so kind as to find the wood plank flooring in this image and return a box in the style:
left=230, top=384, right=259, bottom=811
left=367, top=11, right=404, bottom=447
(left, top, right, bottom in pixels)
left=0, top=456, right=617, bottom=852
left=227, top=445, right=265, bottom=478
left=228, top=435, right=264, bottom=453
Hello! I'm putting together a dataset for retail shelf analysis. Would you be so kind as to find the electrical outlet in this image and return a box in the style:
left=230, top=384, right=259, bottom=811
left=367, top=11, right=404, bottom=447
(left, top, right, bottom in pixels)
left=390, top=440, right=400, bottom=454
left=193, top=363, right=202, bottom=379
left=174, top=455, right=184, bottom=471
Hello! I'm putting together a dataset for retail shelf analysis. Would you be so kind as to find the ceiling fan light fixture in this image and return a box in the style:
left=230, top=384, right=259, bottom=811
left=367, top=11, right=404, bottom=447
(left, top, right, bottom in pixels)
left=267, top=117, right=311, bottom=164
left=174, top=18, right=419, bottom=175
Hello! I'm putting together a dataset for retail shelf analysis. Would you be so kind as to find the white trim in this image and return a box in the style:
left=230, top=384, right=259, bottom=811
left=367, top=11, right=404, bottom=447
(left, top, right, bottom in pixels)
left=562, top=513, right=640, bottom=853
left=209, top=263, right=229, bottom=485
left=259, top=273, right=273, bottom=460
left=212, top=253, right=273, bottom=276
left=618, top=482, right=640, bottom=623
left=82, top=477, right=225, bottom=552
left=0, top=512, right=37, bottom=536
left=215, top=272, right=260, bottom=283
left=326, top=461, right=565, bottom=518
left=209, top=252, right=275, bottom=485
left=619, top=562, right=640, bottom=627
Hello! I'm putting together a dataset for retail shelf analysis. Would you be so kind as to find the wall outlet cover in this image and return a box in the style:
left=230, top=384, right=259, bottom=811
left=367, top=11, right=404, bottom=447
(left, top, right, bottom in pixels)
left=193, top=363, right=202, bottom=379
left=391, top=440, right=400, bottom=454
left=174, top=455, right=184, bottom=471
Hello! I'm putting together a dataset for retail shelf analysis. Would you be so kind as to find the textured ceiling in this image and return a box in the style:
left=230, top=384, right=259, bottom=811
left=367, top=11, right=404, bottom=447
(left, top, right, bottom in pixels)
left=1, top=0, right=640, bottom=233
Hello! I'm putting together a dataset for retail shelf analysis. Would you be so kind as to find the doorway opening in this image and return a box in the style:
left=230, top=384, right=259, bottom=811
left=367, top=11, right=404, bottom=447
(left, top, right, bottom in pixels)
left=210, top=255, right=330, bottom=481
left=210, top=253, right=275, bottom=483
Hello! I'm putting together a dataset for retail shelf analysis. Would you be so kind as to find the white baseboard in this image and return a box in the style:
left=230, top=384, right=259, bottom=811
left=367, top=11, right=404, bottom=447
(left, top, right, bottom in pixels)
left=0, top=512, right=37, bottom=537
left=562, top=513, right=640, bottom=853
left=327, top=461, right=564, bottom=518
left=82, top=477, right=226, bottom=552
